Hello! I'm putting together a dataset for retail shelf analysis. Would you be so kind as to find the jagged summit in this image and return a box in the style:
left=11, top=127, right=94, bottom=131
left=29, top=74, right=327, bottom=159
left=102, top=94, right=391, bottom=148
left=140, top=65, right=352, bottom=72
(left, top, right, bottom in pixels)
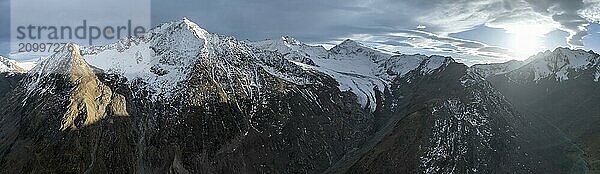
left=515, top=47, right=600, bottom=81
left=254, top=35, right=327, bottom=51
left=80, top=18, right=215, bottom=100
left=29, top=43, right=87, bottom=76
left=14, top=43, right=119, bottom=131
left=81, top=18, right=319, bottom=103
left=330, top=39, right=364, bottom=53
left=281, top=35, right=302, bottom=46
left=179, top=17, right=211, bottom=39
left=338, top=39, right=361, bottom=47
left=10, top=18, right=224, bottom=100
left=470, top=60, right=525, bottom=78
left=555, top=46, right=596, bottom=54
left=329, top=39, right=391, bottom=62
left=527, top=47, right=598, bottom=64
left=25, top=43, right=103, bottom=92
left=251, top=35, right=328, bottom=65
left=471, top=47, right=600, bottom=80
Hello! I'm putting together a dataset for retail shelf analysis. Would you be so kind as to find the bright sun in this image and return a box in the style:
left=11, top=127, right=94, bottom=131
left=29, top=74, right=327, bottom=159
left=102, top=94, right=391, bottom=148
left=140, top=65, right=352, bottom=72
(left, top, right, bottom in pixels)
left=508, top=27, right=545, bottom=60
left=511, top=33, right=541, bottom=59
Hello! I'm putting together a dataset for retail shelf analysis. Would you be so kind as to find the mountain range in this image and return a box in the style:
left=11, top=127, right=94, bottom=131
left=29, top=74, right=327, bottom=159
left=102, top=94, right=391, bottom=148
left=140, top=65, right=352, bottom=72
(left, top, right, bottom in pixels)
left=0, top=18, right=598, bottom=173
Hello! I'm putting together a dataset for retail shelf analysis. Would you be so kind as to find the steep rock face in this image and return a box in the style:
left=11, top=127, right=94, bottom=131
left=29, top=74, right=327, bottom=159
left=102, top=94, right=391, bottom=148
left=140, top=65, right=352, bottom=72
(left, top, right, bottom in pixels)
left=63, top=45, right=114, bottom=130
left=327, top=61, right=537, bottom=173
left=486, top=47, right=600, bottom=173
left=0, top=44, right=131, bottom=173
left=24, top=44, right=120, bottom=131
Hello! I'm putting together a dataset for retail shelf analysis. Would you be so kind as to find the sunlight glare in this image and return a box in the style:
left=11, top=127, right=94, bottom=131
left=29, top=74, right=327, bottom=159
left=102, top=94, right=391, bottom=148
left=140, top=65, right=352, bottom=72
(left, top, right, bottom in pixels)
left=508, top=26, right=545, bottom=60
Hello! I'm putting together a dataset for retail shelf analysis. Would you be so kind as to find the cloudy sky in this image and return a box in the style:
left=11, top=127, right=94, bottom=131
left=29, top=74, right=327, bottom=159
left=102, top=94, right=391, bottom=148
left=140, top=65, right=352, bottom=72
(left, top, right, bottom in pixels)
left=2, top=0, right=600, bottom=64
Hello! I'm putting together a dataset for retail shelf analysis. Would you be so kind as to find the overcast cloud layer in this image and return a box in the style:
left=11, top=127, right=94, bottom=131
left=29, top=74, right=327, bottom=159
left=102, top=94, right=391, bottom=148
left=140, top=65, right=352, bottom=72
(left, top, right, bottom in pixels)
left=2, top=0, right=600, bottom=64
left=150, top=0, right=600, bottom=63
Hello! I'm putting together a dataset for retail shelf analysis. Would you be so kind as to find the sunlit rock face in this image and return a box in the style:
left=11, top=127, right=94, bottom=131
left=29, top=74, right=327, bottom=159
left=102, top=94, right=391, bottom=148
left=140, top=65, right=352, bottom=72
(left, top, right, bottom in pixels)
left=0, top=18, right=576, bottom=173
left=58, top=44, right=114, bottom=130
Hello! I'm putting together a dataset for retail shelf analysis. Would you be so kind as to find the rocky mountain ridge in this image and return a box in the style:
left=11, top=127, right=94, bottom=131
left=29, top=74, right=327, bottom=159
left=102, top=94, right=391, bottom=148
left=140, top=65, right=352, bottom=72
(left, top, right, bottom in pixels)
left=0, top=18, right=592, bottom=173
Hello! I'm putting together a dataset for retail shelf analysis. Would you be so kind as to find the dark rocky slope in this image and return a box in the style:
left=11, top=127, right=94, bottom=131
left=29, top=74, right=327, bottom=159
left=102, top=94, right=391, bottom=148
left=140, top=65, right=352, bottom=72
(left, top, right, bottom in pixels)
left=331, top=59, right=538, bottom=173
left=480, top=47, right=600, bottom=173
left=0, top=19, right=574, bottom=174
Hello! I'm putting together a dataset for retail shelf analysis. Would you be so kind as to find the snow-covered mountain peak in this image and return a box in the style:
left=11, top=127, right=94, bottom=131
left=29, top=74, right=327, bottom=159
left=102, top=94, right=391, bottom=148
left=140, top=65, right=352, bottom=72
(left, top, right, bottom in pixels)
left=11, top=43, right=118, bottom=131
left=29, top=43, right=85, bottom=76
left=330, top=39, right=362, bottom=54
left=527, top=47, right=598, bottom=68
left=470, top=60, right=524, bottom=78
left=420, top=55, right=454, bottom=73
left=78, top=18, right=216, bottom=100
left=179, top=17, right=210, bottom=39
left=329, top=39, right=391, bottom=62
left=0, top=56, right=26, bottom=74
left=379, top=54, right=453, bottom=79
left=507, top=47, right=600, bottom=82
left=281, top=35, right=302, bottom=46
left=254, top=35, right=327, bottom=52
left=25, top=43, right=102, bottom=93
left=336, top=39, right=361, bottom=48
left=253, top=37, right=300, bottom=53
left=251, top=36, right=328, bottom=65
left=80, top=18, right=305, bottom=102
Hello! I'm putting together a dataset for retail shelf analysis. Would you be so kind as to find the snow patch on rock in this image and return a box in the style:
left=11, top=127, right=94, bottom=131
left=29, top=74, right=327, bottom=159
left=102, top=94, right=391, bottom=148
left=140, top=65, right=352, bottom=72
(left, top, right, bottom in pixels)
left=0, top=56, right=26, bottom=74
